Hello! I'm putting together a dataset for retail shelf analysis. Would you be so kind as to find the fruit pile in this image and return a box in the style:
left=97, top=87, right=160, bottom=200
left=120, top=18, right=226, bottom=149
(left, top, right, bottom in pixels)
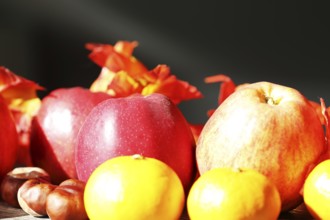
left=1, top=40, right=330, bottom=219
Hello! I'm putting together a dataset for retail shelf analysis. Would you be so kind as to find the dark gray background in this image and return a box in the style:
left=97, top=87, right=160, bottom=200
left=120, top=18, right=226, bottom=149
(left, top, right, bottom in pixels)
left=1, top=1, right=330, bottom=124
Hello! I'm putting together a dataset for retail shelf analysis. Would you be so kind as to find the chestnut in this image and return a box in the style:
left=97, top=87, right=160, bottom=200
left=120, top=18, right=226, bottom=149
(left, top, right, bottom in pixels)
left=17, top=178, right=56, bottom=217
left=59, top=178, right=86, bottom=188
left=0, top=167, right=50, bottom=207
left=46, top=179, right=88, bottom=220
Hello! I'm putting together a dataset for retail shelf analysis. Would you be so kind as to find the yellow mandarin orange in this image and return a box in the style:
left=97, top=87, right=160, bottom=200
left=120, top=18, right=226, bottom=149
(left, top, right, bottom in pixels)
left=303, top=159, right=330, bottom=219
left=187, top=167, right=281, bottom=220
left=84, top=154, right=185, bottom=220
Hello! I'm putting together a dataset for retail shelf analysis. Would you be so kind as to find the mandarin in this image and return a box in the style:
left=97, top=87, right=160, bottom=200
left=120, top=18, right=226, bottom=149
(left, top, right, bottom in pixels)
left=187, top=167, right=281, bottom=220
left=84, top=154, right=185, bottom=220
left=303, top=159, right=330, bottom=219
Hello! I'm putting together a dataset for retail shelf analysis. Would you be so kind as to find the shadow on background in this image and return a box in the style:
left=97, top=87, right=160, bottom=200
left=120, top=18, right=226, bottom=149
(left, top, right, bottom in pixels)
left=1, top=0, right=330, bottom=124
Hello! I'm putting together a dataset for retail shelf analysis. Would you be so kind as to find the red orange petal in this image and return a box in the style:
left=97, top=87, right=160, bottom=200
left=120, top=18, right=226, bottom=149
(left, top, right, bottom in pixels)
left=204, top=74, right=236, bottom=105
left=141, top=65, right=203, bottom=104
left=0, top=66, right=44, bottom=166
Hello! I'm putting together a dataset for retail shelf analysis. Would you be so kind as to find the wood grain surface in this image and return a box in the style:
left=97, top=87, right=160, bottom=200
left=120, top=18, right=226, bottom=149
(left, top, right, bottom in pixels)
left=0, top=201, right=45, bottom=219
left=0, top=200, right=314, bottom=220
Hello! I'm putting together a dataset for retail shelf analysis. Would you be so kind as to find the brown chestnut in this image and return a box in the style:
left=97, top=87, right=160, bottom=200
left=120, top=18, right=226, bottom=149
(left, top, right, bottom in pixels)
left=59, top=178, right=86, bottom=188
left=46, top=179, right=88, bottom=220
left=0, top=167, right=50, bottom=207
left=17, top=178, right=56, bottom=217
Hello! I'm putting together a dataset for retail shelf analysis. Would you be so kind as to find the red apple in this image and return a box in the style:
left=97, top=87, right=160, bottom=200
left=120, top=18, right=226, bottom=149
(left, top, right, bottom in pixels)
left=75, top=93, right=196, bottom=192
left=196, top=81, right=327, bottom=211
left=0, top=96, right=19, bottom=182
left=30, top=87, right=111, bottom=184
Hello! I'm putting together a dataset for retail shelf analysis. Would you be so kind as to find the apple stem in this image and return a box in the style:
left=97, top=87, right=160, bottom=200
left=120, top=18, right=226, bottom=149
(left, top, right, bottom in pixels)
left=265, top=96, right=276, bottom=105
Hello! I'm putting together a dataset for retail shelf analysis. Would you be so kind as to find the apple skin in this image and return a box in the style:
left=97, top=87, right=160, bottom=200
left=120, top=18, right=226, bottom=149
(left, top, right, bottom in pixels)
left=0, top=96, right=18, bottom=182
left=30, top=87, right=111, bottom=184
left=75, top=93, right=196, bottom=192
left=196, top=82, right=327, bottom=211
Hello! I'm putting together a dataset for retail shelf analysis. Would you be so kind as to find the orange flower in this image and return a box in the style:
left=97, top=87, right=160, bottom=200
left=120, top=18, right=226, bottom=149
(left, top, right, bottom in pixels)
left=87, top=41, right=203, bottom=104
left=141, top=65, right=203, bottom=104
left=86, top=41, right=148, bottom=76
left=189, top=124, right=204, bottom=143
left=320, top=98, right=330, bottom=150
left=204, top=74, right=237, bottom=117
left=0, top=66, right=44, bottom=165
left=188, top=74, right=238, bottom=140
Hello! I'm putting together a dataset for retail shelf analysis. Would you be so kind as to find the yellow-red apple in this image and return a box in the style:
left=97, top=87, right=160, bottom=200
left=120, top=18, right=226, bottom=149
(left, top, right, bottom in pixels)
left=196, top=81, right=327, bottom=211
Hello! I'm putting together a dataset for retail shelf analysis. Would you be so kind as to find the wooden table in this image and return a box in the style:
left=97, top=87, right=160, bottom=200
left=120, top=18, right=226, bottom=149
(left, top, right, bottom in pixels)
left=0, top=201, right=45, bottom=220
left=0, top=200, right=314, bottom=220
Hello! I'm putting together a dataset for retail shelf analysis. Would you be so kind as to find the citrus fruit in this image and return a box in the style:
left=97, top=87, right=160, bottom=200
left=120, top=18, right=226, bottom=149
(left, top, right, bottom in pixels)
left=187, top=167, right=281, bottom=220
left=84, top=154, right=185, bottom=220
left=303, top=159, right=330, bottom=219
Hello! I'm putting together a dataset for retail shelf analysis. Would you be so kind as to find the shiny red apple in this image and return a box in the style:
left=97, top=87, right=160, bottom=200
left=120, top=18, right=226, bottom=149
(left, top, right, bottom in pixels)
left=75, top=93, right=197, bottom=192
left=0, top=96, right=18, bottom=182
left=30, top=87, right=111, bottom=184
